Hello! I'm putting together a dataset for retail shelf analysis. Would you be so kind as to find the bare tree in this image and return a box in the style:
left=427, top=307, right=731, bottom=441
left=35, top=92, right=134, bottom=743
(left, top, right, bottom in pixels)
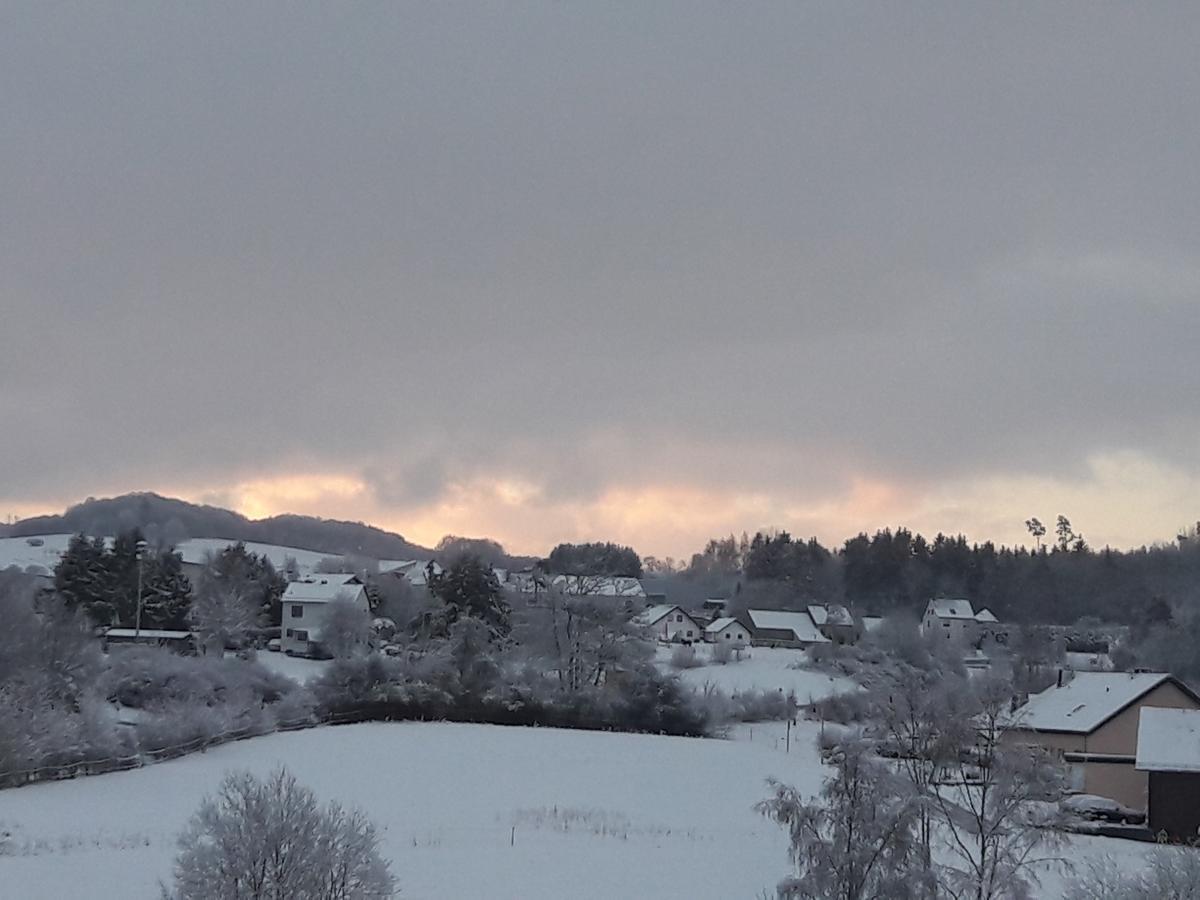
left=517, top=585, right=652, bottom=692
left=930, top=673, right=1066, bottom=900
left=871, top=665, right=971, bottom=892
left=169, top=767, right=395, bottom=900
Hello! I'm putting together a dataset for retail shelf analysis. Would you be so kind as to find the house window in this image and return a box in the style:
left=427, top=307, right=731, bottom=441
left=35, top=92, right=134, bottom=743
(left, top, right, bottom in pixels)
left=725, top=634, right=731, bottom=640
left=285, top=629, right=293, bottom=637
left=737, top=633, right=744, bottom=640
left=292, top=605, right=304, bottom=618
left=687, top=630, right=693, bottom=638
left=293, top=629, right=308, bottom=642
left=675, top=614, right=683, bottom=622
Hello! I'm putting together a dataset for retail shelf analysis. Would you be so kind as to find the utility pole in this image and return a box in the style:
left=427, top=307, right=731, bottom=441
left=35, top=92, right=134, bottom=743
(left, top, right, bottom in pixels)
left=134, top=539, right=147, bottom=636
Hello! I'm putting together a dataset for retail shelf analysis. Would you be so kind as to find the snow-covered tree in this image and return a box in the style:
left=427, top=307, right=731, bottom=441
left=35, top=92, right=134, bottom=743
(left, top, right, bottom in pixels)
left=1066, top=850, right=1200, bottom=900
left=427, top=554, right=510, bottom=637
left=189, top=566, right=259, bottom=655
left=871, top=664, right=971, bottom=892
left=169, top=767, right=395, bottom=900
left=320, top=598, right=372, bottom=660
left=758, top=740, right=923, bottom=900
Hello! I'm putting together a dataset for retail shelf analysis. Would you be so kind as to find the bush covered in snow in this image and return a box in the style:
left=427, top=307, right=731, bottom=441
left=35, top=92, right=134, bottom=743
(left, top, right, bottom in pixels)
left=0, top=568, right=317, bottom=785
left=669, top=644, right=703, bottom=669
left=168, top=767, right=395, bottom=900
left=808, top=688, right=874, bottom=725
left=99, top=646, right=315, bottom=752
left=308, top=623, right=708, bottom=737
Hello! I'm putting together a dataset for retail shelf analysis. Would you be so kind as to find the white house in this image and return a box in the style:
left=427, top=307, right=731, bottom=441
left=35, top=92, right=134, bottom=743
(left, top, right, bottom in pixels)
left=637, top=604, right=703, bottom=642
left=920, top=598, right=984, bottom=642
left=704, top=616, right=750, bottom=646
left=281, top=574, right=369, bottom=657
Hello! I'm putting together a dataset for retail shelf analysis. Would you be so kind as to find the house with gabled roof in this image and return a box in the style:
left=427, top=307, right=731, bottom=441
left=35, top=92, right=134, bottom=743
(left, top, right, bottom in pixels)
left=1005, top=671, right=1200, bottom=810
left=808, top=604, right=857, bottom=644
left=281, top=574, right=369, bottom=657
left=703, top=616, right=750, bottom=647
left=744, top=609, right=830, bottom=648
left=920, top=598, right=978, bottom=642
left=635, top=604, right=702, bottom=643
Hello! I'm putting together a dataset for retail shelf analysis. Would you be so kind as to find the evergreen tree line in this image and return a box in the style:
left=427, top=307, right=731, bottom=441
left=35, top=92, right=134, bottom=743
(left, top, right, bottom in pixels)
left=685, top=519, right=1200, bottom=627
left=54, top=530, right=286, bottom=632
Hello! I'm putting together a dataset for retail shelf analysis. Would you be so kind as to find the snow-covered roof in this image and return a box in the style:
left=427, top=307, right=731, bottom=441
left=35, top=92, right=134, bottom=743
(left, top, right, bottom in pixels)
left=806, top=605, right=828, bottom=626
left=1011, top=672, right=1189, bottom=734
left=704, top=616, right=741, bottom=634
left=746, top=609, right=830, bottom=644
left=282, top=576, right=366, bottom=604
left=105, top=628, right=194, bottom=640
left=974, top=608, right=998, bottom=623
left=1065, top=651, right=1114, bottom=673
left=927, top=599, right=975, bottom=620
left=638, top=604, right=690, bottom=626
left=1137, top=707, right=1200, bottom=773
left=860, top=616, right=884, bottom=633
left=826, top=604, right=854, bottom=627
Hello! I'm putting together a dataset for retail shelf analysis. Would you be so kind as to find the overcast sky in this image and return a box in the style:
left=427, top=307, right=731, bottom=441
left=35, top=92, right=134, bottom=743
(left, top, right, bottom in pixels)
left=3, top=3, right=1199, bottom=557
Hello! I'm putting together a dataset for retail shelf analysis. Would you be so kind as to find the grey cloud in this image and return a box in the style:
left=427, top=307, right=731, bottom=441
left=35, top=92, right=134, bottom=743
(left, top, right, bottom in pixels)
left=2, top=4, right=1199, bottom=542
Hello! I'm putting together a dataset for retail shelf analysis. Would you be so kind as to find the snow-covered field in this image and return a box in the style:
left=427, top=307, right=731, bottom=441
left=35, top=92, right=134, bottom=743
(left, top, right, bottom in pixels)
left=0, top=721, right=821, bottom=899
left=0, top=648, right=1166, bottom=898
left=657, top=643, right=858, bottom=702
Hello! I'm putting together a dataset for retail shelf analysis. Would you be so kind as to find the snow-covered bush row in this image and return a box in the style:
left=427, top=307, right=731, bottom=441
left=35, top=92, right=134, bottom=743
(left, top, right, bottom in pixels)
left=104, top=649, right=317, bottom=756
left=0, top=569, right=317, bottom=785
left=101, top=646, right=298, bottom=709
left=808, top=689, right=874, bottom=725
left=308, top=644, right=709, bottom=737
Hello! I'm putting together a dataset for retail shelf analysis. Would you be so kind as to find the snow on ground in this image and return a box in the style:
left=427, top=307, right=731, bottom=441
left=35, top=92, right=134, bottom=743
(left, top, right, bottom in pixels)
left=253, top=648, right=331, bottom=684
left=0, top=721, right=827, bottom=900
left=0, top=644, right=1170, bottom=899
left=658, top=643, right=858, bottom=703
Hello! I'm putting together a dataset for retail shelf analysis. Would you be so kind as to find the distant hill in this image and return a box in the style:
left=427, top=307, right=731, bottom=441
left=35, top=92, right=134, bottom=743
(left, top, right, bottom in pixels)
left=6, top=492, right=437, bottom=561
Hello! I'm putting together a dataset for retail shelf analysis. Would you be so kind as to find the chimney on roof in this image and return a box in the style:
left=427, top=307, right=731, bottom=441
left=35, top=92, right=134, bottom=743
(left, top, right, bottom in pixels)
left=1057, top=669, right=1064, bottom=688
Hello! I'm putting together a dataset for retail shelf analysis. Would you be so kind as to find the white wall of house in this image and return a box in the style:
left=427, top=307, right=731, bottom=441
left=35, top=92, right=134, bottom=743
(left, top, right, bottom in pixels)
left=282, top=600, right=328, bottom=655
left=705, top=622, right=749, bottom=646
left=652, top=610, right=701, bottom=642
left=921, top=611, right=976, bottom=643
left=280, top=584, right=370, bottom=656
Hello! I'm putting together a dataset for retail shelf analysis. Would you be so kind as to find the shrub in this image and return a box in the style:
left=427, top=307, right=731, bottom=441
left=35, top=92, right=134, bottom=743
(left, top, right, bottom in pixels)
left=731, top=688, right=799, bottom=722
left=669, top=644, right=703, bottom=669
left=808, top=690, right=873, bottom=725
left=169, top=767, right=396, bottom=900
